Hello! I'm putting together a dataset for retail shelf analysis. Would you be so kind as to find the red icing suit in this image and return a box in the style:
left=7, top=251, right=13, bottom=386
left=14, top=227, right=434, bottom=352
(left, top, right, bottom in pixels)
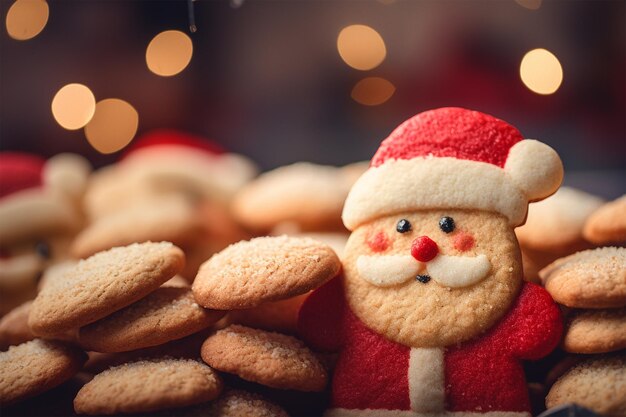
left=298, top=277, right=562, bottom=413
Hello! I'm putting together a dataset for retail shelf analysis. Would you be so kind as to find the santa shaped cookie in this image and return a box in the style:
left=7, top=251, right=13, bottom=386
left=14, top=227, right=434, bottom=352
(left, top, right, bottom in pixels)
left=299, top=107, right=564, bottom=416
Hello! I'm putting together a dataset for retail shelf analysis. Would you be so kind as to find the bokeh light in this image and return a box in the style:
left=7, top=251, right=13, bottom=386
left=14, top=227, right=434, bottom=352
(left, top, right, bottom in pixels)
left=520, top=48, right=564, bottom=95
left=351, top=77, right=395, bottom=106
left=5, top=0, right=49, bottom=41
left=146, top=30, right=193, bottom=77
left=84, top=99, right=139, bottom=154
left=337, top=24, right=386, bottom=71
left=51, top=84, right=96, bottom=130
left=515, top=0, right=542, bottom=10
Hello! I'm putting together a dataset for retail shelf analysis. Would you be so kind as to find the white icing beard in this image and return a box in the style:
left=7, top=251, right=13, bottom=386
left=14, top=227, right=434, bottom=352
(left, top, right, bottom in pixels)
left=356, top=253, right=492, bottom=288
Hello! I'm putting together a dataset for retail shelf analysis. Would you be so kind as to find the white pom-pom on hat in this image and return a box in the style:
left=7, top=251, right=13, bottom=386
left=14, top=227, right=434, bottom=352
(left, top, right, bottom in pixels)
left=504, top=140, right=563, bottom=203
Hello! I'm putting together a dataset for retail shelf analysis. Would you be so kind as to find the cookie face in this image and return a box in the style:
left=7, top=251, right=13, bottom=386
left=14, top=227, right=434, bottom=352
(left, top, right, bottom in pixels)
left=342, top=209, right=522, bottom=348
left=232, top=162, right=354, bottom=232
left=78, top=287, right=225, bottom=352
left=71, top=197, right=202, bottom=259
left=583, top=194, right=626, bottom=245
left=29, top=242, right=185, bottom=336
left=201, top=325, right=328, bottom=391
left=546, top=354, right=626, bottom=416
left=516, top=187, right=604, bottom=251
left=540, top=247, right=626, bottom=308
left=73, top=358, right=222, bottom=415
left=192, top=236, right=340, bottom=310
left=562, top=308, right=626, bottom=354
left=0, top=339, right=87, bottom=406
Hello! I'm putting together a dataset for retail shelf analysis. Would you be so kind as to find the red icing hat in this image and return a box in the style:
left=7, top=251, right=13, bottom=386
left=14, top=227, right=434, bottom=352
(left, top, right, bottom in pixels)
left=122, top=129, right=225, bottom=159
left=343, top=107, right=563, bottom=230
left=0, top=152, right=45, bottom=199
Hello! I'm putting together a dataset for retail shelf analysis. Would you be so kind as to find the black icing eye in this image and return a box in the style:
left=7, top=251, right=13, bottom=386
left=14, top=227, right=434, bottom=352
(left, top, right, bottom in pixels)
left=35, top=241, right=51, bottom=259
left=396, top=219, right=412, bottom=233
left=439, top=216, right=455, bottom=233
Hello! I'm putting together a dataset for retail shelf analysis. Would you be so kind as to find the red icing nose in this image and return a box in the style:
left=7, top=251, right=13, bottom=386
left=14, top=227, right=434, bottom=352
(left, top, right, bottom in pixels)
left=411, top=236, right=439, bottom=262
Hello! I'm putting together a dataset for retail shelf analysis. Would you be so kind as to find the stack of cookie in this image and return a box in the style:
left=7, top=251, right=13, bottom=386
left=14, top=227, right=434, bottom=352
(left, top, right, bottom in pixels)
left=515, top=187, right=604, bottom=283
left=228, top=161, right=366, bottom=333
left=78, top=130, right=256, bottom=281
left=0, top=236, right=342, bottom=416
left=536, top=195, right=626, bottom=415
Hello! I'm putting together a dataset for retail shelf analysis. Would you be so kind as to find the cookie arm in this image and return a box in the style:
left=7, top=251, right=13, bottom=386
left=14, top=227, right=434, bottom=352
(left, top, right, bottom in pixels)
left=297, top=276, right=346, bottom=352
left=495, top=282, right=563, bottom=359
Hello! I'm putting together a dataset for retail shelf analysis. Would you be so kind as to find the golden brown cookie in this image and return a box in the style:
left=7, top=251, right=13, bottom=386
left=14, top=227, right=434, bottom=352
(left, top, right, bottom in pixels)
left=540, top=247, right=626, bottom=309
left=562, top=308, right=626, bottom=354
left=162, top=274, right=190, bottom=288
left=29, top=242, right=185, bottom=337
left=192, top=236, right=340, bottom=310
left=74, top=358, right=222, bottom=415
left=165, top=389, right=289, bottom=417
left=0, top=339, right=87, bottom=406
left=229, top=293, right=308, bottom=334
left=0, top=301, right=35, bottom=350
left=78, top=287, right=225, bottom=352
left=516, top=187, right=604, bottom=252
left=546, top=354, right=626, bottom=416
left=71, top=197, right=202, bottom=259
left=232, top=162, right=354, bottom=232
left=201, top=325, right=327, bottom=391
left=207, top=389, right=289, bottom=417
left=583, top=194, right=626, bottom=245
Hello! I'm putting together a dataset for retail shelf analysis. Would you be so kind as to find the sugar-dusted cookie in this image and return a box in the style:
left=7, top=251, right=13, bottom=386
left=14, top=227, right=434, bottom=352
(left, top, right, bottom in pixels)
left=0, top=339, right=87, bottom=406
left=232, top=162, right=356, bottom=232
left=562, top=308, right=626, bottom=353
left=166, top=389, right=289, bottom=417
left=583, top=194, right=626, bottom=245
left=193, top=236, right=340, bottom=310
left=546, top=354, right=625, bottom=416
left=540, top=247, right=626, bottom=308
left=71, top=197, right=202, bottom=259
left=205, top=390, right=289, bottom=417
left=229, top=293, right=308, bottom=334
left=201, top=325, right=327, bottom=391
left=0, top=301, right=34, bottom=349
left=29, top=242, right=185, bottom=337
left=74, top=358, right=222, bottom=415
left=79, top=287, right=225, bottom=352
left=516, top=187, right=603, bottom=252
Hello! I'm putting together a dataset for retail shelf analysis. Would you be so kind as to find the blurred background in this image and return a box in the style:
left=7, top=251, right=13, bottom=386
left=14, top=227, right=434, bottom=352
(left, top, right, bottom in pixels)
left=1, top=0, right=624, bottom=197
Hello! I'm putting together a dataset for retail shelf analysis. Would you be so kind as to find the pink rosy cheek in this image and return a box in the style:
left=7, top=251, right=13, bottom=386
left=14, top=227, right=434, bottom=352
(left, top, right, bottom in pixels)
left=366, top=230, right=390, bottom=253
left=453, top=232, right=475, bottom=252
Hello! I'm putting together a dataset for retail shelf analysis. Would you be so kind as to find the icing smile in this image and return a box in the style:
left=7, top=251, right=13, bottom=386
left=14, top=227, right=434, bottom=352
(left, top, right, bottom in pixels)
left=356, top=253, right=491, bottom=288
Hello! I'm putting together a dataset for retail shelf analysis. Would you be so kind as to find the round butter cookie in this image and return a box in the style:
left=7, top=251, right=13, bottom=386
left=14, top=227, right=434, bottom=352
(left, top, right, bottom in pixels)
left=0, top=301, right=34, bottom=350
left=546, top=354, right=625, bottom=416
left=29, top=242, right=185, bottom=337
left=192, top=236, right=340, bottom=310
left=164, top=389, right=289, bottom=417
left=583, top=194, right=626, bottom=245
left=540, top=247, right=626, bottom=308
left=74, top=358, right=222, bottom=415
left=79, top=287, right=225, bottom=352
left=562, top=308, right=626, bottom=354
left=201, top=324, right=327, bottom=391
left=0, top=339, right=86, bottom=406
left=516, top=187, right=604, bottom=252
left=71, top=197, right=201, bottom=259
left=231, top=162, right=355, bottom=232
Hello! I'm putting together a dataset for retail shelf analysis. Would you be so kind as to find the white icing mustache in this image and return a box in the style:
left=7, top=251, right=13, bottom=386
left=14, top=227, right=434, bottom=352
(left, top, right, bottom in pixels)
left=356, top=253, right=491, bottom=288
